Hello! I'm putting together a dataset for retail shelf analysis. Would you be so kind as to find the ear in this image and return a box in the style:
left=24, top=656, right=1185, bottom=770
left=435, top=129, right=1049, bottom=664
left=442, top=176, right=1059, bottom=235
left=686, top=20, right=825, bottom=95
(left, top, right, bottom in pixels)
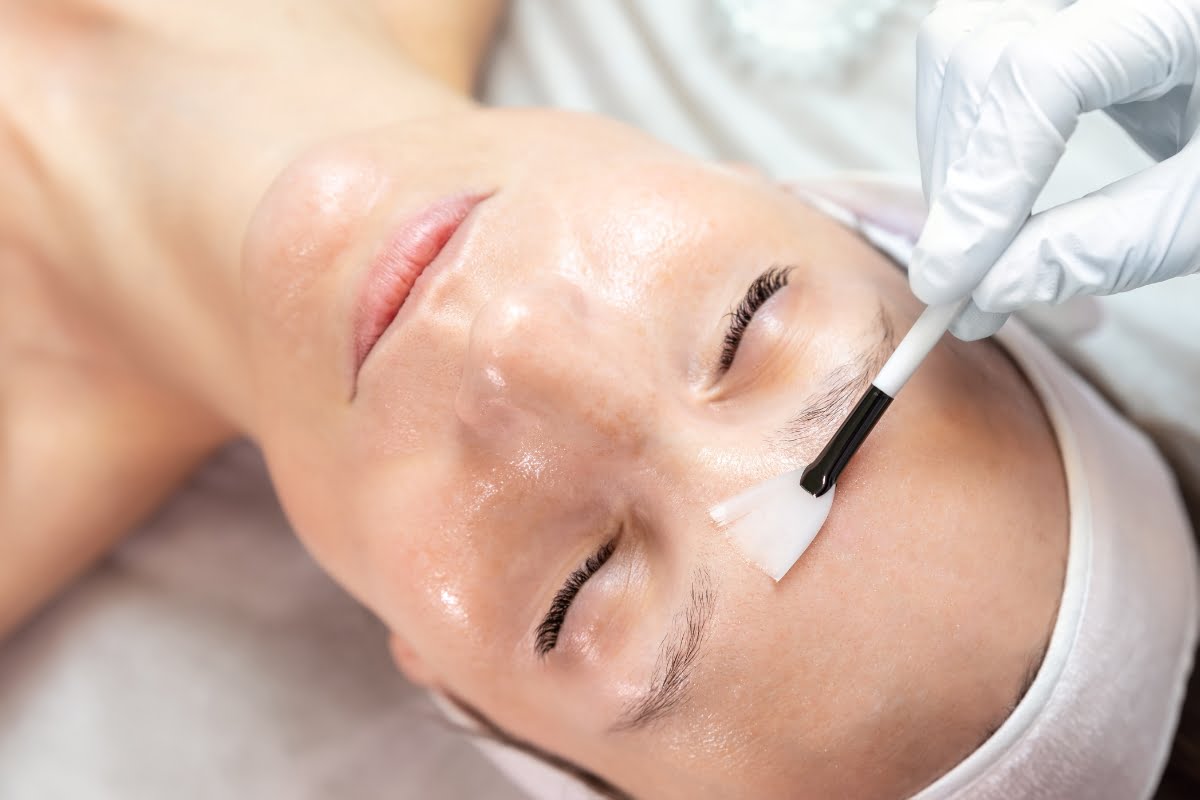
left=387, top=632, right=437, bottom=687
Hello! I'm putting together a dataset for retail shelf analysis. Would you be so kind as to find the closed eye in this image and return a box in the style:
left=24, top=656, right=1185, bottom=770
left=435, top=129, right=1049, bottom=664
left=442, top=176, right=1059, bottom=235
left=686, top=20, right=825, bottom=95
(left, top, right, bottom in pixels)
left=718, top=266, right=793, bottom=373
left=535, top=538, right=617, bottom=657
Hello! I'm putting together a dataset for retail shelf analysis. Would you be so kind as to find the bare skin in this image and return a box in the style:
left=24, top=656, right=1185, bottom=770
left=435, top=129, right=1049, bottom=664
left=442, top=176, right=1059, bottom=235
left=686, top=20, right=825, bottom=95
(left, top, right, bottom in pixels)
left=0, top=3, right=1067, bottom=798
left=0, top=0, right=500, bottom=635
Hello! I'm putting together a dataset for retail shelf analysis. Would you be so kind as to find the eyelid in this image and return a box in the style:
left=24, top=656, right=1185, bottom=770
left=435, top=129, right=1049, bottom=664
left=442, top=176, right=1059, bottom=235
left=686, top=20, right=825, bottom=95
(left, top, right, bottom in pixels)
left=717, top=266, right=793, bottom=374
left=535, top=537, right=618, bottom=657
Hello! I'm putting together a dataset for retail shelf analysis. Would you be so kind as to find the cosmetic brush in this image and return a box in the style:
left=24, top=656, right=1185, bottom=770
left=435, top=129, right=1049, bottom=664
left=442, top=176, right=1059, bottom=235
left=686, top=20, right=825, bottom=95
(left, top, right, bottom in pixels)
left=709, top=298, right=970, bottom=581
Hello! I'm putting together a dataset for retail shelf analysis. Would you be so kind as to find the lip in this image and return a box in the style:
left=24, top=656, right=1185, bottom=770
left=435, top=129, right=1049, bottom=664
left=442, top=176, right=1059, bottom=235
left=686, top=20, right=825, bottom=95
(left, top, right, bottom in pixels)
left=351, top=192, right=488, bottom=390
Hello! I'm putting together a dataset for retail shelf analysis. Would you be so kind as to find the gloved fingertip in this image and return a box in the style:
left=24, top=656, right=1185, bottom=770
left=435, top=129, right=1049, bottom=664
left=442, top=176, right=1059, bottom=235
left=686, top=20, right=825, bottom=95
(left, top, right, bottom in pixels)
left=948, top=305, right=1008, bottom=341
left=971, top=263, right=1031, bottom=314
left=971, top=289, right=1020, bottom=314
left=909, top=252, right=969, bottom=305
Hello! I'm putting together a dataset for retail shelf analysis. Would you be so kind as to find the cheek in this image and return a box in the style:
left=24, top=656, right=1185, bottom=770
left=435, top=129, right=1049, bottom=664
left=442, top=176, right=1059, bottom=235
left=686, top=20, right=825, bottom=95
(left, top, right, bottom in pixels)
left=243, top=148, right=390, bottom=435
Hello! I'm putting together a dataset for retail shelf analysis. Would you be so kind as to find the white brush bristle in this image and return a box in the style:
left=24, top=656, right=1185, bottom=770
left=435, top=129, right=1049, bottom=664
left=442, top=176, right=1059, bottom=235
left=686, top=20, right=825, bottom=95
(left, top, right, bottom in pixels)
left=709, top=468, right=835, bottom=582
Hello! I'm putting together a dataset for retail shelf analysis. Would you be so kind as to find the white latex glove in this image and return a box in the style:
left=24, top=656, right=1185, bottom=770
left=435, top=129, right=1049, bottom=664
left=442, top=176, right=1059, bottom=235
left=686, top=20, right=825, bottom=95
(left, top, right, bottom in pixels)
left=911, top=0, right=1200, bottom=340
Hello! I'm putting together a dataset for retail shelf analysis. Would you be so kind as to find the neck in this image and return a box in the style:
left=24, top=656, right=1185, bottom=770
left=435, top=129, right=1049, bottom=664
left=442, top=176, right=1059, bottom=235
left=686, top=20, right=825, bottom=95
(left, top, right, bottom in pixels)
left=3, top=2, right=482, bottom=437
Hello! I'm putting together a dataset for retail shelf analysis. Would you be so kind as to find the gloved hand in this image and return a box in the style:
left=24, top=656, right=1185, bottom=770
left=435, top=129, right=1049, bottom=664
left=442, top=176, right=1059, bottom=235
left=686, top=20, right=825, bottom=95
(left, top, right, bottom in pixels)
left=910, top=0, right=1200, bottom=340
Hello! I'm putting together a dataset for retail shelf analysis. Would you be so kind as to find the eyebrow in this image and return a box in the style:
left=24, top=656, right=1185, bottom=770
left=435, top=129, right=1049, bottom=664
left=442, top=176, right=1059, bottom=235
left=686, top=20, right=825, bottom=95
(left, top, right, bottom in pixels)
left=771, top=302, right=896, bottom=457
left=609, top=305, right=893, bottom=733
left=612, top=570, right=716, bottom=733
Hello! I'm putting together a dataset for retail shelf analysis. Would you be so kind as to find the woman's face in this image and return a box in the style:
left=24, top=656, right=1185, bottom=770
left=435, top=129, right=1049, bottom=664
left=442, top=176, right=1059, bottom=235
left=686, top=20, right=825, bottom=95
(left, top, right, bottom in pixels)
left=243, top=110, right=1066, bottom=799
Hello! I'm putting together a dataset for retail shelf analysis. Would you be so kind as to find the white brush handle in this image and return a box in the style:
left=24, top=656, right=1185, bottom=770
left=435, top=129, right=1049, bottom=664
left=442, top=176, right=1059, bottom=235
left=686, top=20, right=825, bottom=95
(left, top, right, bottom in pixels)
left=873, top=298, right=971, bottom=397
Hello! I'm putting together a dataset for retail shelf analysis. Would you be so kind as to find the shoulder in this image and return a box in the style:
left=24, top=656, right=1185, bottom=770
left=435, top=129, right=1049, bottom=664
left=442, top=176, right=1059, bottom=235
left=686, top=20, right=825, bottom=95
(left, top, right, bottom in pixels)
left=0, top=246, right=231, bottom=620
left=0, top=284, right=231, bottom=636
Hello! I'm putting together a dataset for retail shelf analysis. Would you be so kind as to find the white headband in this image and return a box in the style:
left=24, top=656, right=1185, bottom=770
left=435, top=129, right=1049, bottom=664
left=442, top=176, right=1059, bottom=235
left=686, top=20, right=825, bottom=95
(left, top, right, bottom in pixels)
left=449, top=178, right=1200, bottom=799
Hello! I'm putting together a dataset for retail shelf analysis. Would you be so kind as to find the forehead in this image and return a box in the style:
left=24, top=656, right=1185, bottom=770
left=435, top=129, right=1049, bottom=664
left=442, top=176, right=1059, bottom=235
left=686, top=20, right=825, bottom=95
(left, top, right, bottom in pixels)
left=485, top=141, right=805, bottom=267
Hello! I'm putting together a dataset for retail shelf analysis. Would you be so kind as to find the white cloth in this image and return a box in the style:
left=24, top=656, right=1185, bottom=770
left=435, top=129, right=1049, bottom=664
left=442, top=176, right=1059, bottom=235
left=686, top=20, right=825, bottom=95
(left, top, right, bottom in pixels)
left=0, top=444, right=524, bottom=800
left=481, top=0, right=1153, bottom=212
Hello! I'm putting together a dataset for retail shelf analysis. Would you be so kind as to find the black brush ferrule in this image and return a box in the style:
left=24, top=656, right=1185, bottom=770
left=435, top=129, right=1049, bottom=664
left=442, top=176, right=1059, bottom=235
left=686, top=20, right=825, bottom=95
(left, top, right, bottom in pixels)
left=799, top=384, right=894, bottom=497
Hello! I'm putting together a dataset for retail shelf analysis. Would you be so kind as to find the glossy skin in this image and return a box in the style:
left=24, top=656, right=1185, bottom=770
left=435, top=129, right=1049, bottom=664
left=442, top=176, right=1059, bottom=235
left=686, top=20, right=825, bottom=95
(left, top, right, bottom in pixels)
left=0, top=3, right=1067, bottom=798
left=244, top=113, right=1067, bottom=798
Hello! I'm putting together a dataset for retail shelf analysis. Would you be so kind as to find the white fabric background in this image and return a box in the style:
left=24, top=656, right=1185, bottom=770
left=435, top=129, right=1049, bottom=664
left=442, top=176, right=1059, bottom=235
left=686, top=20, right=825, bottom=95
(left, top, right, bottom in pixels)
left=0, top=444, right=524, bottom=800
left=2, top=2, right=1196, bottom=799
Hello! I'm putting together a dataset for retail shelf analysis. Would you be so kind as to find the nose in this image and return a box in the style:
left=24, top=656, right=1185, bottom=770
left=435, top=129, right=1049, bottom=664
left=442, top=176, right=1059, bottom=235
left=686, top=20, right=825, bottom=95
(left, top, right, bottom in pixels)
left=455, top=278, right=653, bottom=452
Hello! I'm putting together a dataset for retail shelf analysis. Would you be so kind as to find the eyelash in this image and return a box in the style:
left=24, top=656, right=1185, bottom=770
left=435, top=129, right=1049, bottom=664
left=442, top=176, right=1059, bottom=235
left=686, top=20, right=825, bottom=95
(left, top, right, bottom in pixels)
left=533, top=269, right=791, bottom=655
left=536, top=539, right=617, bottom=656
left=718, top=266, right=793, bottom=372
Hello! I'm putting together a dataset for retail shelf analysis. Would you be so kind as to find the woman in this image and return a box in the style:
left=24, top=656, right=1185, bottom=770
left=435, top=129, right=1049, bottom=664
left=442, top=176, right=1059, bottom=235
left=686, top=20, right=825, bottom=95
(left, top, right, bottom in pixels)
left=1, top=2, right=1194, bottom=798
